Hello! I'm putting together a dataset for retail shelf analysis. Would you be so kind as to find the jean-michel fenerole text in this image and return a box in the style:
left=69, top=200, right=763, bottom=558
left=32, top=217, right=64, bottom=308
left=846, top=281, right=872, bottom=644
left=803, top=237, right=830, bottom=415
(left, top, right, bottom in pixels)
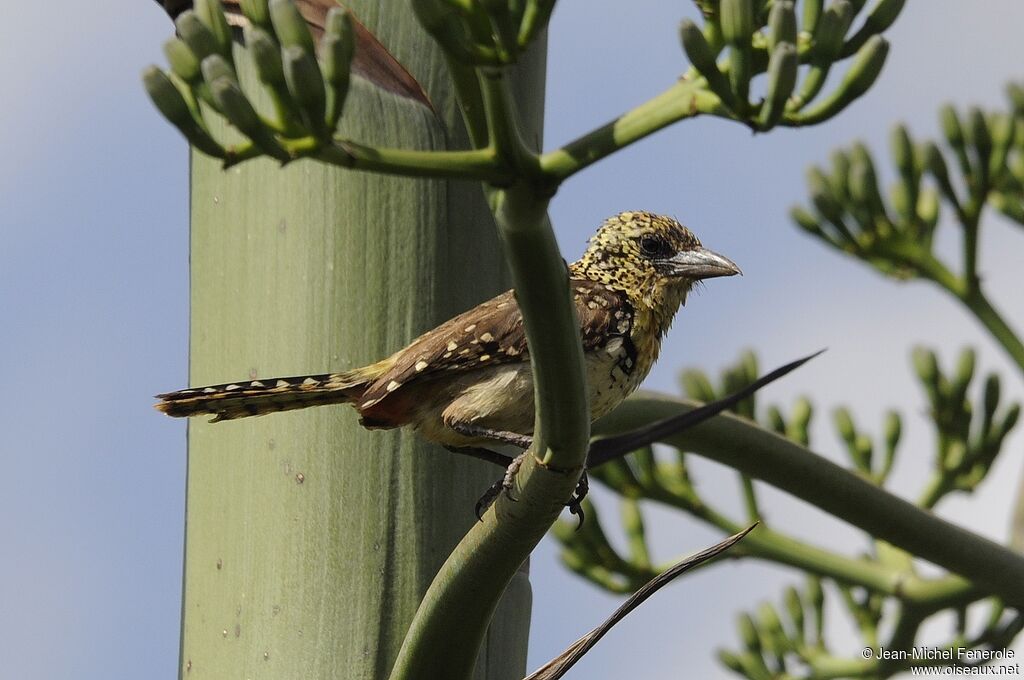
left=872, top=647, right=1016, bottom=662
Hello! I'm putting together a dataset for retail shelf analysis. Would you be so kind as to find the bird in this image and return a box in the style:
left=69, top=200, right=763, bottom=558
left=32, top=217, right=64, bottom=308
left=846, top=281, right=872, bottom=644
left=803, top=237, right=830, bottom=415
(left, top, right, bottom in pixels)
left=156, top=211, right=740, bottom=460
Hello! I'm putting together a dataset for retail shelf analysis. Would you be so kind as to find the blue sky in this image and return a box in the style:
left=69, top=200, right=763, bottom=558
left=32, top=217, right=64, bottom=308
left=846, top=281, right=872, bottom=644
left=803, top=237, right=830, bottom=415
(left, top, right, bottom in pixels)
left=2, top=2, right=1023, bottom=678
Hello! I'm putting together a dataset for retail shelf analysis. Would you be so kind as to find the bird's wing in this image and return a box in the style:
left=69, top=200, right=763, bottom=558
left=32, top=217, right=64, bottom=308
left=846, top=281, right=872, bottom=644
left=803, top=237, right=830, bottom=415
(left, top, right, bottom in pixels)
left=357, top=279, right=635, bottom=410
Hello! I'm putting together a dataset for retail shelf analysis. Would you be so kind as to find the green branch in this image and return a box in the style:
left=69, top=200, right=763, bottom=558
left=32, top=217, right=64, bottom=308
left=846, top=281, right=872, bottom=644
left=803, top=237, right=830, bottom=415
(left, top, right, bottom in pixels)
left=594, top=393, right=1024, bottom=606
left=313, top=139, right=507, bottom=181
left=539, top=81, right=730, bottom=181
left=390, top=67, right=589, bottom=680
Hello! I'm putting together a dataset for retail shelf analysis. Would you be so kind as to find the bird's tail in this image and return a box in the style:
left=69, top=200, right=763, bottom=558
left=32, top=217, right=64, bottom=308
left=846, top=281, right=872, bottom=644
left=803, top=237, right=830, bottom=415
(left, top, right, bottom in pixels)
left=155, top=361, right=390, bottom=422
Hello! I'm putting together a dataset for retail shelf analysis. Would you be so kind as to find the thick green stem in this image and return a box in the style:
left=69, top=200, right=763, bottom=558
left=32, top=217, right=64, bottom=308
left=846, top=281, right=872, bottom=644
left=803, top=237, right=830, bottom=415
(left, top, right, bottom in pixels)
left=391, top=42, right=593, bottom=678
left=179, top=23, right=529, bottom=678
left=595, top=394, right=1024, bottom=605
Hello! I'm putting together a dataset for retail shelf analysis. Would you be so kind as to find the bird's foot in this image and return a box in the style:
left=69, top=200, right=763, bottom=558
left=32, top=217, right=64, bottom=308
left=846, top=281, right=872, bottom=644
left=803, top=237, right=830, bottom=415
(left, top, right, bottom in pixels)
left=475, top=452, right=526, bottom=521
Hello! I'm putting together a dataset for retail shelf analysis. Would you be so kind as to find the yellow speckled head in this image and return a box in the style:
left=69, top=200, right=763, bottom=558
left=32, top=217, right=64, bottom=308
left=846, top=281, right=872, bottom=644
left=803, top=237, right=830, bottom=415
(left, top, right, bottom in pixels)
left=572, top=211, right=740, bottom=300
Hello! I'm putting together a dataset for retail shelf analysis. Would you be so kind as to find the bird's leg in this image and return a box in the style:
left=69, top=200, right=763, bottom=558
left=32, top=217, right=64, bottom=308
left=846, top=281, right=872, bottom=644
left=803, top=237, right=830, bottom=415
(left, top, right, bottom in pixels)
left=445, top=422, right=533, bottom=519
left=447, top=421, right=593, bottom=524
left=448, top=422, right=534, bottom=449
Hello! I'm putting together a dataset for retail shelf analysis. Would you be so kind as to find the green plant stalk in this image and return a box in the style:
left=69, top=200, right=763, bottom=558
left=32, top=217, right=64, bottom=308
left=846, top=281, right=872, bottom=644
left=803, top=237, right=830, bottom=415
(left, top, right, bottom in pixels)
left=391, top=40, right=595, bottom=678
left=641, top=481, right=975, bottom=609
left=595, top=394, right=1024, bottom=605
left=539, top=80, right=732, bottom=181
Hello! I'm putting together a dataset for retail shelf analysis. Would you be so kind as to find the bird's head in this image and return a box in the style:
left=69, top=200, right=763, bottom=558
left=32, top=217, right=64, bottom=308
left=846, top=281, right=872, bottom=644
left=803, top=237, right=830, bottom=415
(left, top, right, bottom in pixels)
left=573, top=211, right=740, bottom=306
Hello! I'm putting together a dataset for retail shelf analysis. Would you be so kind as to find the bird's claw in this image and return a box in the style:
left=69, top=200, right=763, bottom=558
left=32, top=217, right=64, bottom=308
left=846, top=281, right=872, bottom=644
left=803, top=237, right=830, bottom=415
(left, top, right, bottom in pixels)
left=566, top=469, right=590, bottom=529
left=474, top=452, right=525, bottom=521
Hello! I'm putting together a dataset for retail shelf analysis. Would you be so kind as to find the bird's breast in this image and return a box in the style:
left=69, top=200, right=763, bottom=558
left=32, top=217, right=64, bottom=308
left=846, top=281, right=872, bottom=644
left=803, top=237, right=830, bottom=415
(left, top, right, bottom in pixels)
left=585, top=333, right=651, bottom=420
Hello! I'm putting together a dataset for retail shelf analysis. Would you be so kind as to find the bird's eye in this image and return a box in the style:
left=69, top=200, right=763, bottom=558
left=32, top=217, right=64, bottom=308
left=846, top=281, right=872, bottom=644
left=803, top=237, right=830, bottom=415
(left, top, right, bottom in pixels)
left=639, top=234, right=669, bottom=258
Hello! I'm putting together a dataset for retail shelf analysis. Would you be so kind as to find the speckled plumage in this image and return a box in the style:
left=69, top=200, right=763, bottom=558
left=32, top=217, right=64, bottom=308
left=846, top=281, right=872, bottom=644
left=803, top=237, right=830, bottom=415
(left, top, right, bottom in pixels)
left=156, top=211, right=739, bottom=447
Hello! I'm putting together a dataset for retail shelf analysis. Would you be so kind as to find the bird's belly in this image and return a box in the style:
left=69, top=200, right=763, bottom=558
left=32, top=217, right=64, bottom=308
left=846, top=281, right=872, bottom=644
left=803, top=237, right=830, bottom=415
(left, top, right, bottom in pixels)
left=409, top=337, right=645, bottom=448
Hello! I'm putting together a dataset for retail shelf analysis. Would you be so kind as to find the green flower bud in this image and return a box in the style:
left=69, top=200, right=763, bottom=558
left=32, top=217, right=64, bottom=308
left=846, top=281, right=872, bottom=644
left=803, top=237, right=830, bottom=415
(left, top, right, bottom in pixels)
left=1007, top=82, right=1024, bottom=116
left=788, top=397, right=813, bottom=445
left=999, top=404, right=1021, bottom=439
left=923, top=141, right=959, bottom=206
left=864, top=0, right=905, bottom=32
left=802, top=0, right=824, bottom=36
left=716, top=649, right=745, bottom=674
left=200, top=54, right=236, bottom=87
left=681, top=368, right=717, bottom=402
left=808, top=167, right=844, bottom=222
left=952, top=347, right=976, bottom=398
left=848, top=143, right=884, bottom=214
left=791, top=205, right=822, bottom=233
left=759, top=42, right=798, bottom=129
left=917, top=188, right=939, bottom=231
left=768, top=1, right=797, bottom=52
left=738, top=612, right=761, bottom=652
left=983, top=374, right=1000, bottom=420
left=194, top=0, right=233, bottom=60
left=240, top=0, right=272, bottom=30
left=758, top=602, right=784, bottom=637
left=880, top=413, right=899, bottom=455
left=812, top=0, right=853, bottom=62
left=164, top=38, right=201, bottom=83
left=796, top=35, right=889, bottom=125
left=830, top=150, right=850, bottom=200
left=740, top=350, right=759, bottom=383
left=806, top=576, right=825, bottom=642
left=944, top=440, right=967, bottom=472
left=679, top=19, right=738, bottom=111
left=270, top=0, right=316, bottom=52
left=210, top=76, right=261, bottom=134
left=245, top=25, right=285, bottom=86
left=834, top=407, right=856, bottom=444
left=969, top=107, right=992, bottom=161
left=890, top=181, right=912, bottom=225
left=840, top=0, right=906, bottom=57
left=323, top=7, right=355, bottom=130
left=987, top=113, right=1015, bottom=182
left=891, top=123, right=917, bottom=180
left=721, top=0, right=755, bottom=46
left=792, top=397, right=813, bottom=428
left=283, top=45, right=327, bottom=137
left=912, top=347, right=939, bottom=394
left=854, top=433, right=873, bottom=472
left=940, top=104, right=965, bottom=151
left=324, top=8, right=355, bottom=85
left=807, top=576, right=824, bottom=609
left=176, top=10, right=221, bottom=63
left=784, top=587, right=805, bottom=638
left=143, top=66, right=224, bottom=158
left=766, top=405, right=786, bottom=434
left=969, top=107, right=992, bottom=188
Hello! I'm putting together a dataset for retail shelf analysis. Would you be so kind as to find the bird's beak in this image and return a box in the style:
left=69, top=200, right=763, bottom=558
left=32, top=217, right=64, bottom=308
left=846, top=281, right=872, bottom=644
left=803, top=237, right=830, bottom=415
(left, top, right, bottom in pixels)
left=667, top=246, right=742, bottom=280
